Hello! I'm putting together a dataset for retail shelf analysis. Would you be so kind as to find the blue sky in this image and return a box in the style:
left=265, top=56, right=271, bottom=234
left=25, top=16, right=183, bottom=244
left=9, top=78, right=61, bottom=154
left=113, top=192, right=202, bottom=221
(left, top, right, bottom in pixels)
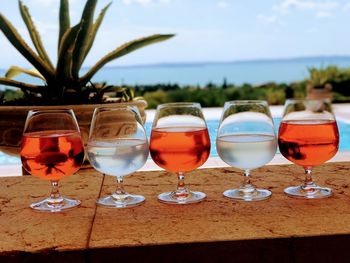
left=1, top=0, right=350, bottom=69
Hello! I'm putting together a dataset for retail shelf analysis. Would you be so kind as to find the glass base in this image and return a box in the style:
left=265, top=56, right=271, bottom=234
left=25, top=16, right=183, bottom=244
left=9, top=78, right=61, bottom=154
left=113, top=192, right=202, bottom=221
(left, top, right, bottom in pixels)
left=97, top=194, right=145, bottom=208
left=284, top=185, right=332, bottom=199
left=223, top=188, right=272, bottom=201
left=30, top=196, right=81, bottom=212
left=158, top=191, right=206, bottom=204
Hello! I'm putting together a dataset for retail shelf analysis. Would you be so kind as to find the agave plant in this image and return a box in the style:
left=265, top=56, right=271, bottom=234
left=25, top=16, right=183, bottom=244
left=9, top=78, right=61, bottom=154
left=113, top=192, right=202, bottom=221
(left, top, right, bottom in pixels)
left=0, top=0, right=174, bottom=105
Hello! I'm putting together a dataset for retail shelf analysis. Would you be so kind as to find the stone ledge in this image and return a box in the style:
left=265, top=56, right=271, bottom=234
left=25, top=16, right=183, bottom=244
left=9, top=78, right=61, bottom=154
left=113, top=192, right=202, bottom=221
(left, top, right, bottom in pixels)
left=1, top=163, right=350, bottom=262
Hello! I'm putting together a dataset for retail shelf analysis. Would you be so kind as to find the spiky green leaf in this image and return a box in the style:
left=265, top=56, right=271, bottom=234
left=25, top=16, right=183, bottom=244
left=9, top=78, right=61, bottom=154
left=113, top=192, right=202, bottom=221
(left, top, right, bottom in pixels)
left=81, top=2, right=111, bottom=63
left=71, top=0, right=97, bottom=80
left=18, top=0, right=54, bottom=70
left=59, top=0, right=70, bottom=49
left=80, top=34, right=175, bottom=85
left=56, top=22, right=83, bottom=83
left=0, top=13, right=54, bottom=82
left=0, top=77, right=45, bottom=93
left=133, top=96, right=144, bottom=101
left=122, top=91, right=130, bottom=102
left=5, top=66, right=45, bottom=81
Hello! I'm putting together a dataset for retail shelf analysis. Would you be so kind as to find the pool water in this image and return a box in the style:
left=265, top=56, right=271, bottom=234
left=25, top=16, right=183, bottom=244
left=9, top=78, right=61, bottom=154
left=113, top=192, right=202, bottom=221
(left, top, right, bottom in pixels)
left=1, top=118, right=349, bottom=165
left=144, top=118, right=350, bottom=157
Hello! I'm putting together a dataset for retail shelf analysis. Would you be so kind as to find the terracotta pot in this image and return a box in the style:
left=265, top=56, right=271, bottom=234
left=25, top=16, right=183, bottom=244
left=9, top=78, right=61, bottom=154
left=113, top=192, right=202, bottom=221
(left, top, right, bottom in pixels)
left=306, top=83, right=333, bottom=100
left=0, top=100, right=147, bottom=156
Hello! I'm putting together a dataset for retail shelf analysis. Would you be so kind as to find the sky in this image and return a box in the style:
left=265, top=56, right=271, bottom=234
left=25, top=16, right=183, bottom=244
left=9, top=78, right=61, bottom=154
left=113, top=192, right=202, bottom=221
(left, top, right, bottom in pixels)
left=1, top=0, right=350, bottom=69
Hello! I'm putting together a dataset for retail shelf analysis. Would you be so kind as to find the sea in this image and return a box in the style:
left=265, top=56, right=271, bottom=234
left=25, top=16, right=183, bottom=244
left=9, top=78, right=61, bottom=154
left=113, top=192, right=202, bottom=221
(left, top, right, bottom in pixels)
left=2, top=56, right=350, bottom=88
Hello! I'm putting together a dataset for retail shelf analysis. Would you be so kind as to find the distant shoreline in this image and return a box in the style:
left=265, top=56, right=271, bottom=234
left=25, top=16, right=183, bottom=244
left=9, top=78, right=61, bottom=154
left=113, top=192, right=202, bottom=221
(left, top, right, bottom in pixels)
left=2, top=55, right=350, bottom=86
left=1, top=55, right=350, bottom=71
left=82, top=55, right=350, bottom=69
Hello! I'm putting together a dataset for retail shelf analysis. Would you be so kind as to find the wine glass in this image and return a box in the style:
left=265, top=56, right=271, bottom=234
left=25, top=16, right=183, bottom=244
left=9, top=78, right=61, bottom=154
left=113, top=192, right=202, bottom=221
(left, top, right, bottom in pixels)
left=278, top=99, right=339, bottom=198
left=87, top=106, right=149, bottom=208
left=216, top=101, right=277, bottom=201
left=150, top=102, right=210, bottom=204
left=20, top=109, right=84, bottom=212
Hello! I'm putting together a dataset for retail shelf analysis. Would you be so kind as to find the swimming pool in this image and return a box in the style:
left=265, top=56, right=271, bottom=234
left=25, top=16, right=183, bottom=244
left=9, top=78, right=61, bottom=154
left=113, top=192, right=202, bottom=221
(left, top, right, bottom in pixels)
left=1, top=118, right=349, bottom=165
left=144, top=118, right=350, bottom=157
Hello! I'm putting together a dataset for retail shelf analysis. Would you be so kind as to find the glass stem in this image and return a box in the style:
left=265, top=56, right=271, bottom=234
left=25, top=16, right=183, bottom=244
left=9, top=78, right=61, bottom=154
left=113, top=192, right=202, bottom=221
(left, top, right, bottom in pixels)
left=175, top=172, right=189, bottom=198
left=243, top=170, right=252, bottom=186
left=302, top=168, right=317, bottom=189
left=240, top=169, right=255, bottom=195
left=112, top=176, right=127, bottom=202
left=49, top=180, right=63, bottom=204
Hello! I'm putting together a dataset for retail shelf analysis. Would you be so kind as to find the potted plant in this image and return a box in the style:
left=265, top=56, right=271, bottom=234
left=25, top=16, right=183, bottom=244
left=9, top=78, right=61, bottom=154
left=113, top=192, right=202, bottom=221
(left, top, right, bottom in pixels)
left=306, top=67, right=333, bottom=100
left=0, top=0, right=174, bottom=154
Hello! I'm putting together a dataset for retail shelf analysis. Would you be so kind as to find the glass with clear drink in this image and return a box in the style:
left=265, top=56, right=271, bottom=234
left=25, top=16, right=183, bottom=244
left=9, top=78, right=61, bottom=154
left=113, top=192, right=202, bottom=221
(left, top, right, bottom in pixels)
left=216, top=100, right=277, bottom=201
left=87, top=106, right=149, bottom=208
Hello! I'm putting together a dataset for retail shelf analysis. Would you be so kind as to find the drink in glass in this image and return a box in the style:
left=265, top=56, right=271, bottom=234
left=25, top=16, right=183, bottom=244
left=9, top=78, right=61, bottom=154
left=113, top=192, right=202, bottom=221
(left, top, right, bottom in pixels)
left=216, top=101, right=277, bottom=201
left=150, top=127, right=210, bottom=172
left=87, top=106, right=149, bottom=208
left=278, top=99, right=339, bottom=198
left=20, top=109, right=84, bottom=212
left=150, top=103, right=210, bottom=204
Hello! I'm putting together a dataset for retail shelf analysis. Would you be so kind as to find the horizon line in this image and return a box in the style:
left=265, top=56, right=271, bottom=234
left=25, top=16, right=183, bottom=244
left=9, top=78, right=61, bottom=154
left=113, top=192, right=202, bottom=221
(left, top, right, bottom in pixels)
left=1, top=54, right=350, bottom=71
left=84, top=55, right=350, bottom=69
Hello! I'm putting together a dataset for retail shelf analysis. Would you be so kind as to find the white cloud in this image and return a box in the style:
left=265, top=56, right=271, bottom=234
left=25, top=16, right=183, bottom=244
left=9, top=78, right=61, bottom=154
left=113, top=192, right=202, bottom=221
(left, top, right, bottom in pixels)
left=122, top=0, right=169, bottom=5
left=274, top=0, right=339, bottom=13
left=26, top=0, right=79, bottom=7
left=135, top=0, right=152, bottom=5
left=257, top=14, right=282, bottom=25
left=217, top=1, right=229, bottom=8
left=316, top=11, right=332, bottom=17
left=26, top=0, right=57, bottom=7
left=32, top=19, right=58, bottom=34
left=344, top=2, right=350, bottom=11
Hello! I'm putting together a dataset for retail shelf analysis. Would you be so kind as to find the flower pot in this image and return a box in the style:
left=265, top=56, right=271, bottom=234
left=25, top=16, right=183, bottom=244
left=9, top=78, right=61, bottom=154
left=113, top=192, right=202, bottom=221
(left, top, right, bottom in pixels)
left=306, top=83, right=333, bottom=100
left=0, top=100, right=147, bottom=156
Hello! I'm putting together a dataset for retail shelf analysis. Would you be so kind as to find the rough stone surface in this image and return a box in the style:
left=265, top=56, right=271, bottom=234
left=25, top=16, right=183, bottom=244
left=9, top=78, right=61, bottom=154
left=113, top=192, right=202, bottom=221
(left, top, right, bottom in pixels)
left=89, top=162, right=350, bottom=249
left=1, top=163, right=350, bottom=262
left=0, top=170, right=103, bottom=254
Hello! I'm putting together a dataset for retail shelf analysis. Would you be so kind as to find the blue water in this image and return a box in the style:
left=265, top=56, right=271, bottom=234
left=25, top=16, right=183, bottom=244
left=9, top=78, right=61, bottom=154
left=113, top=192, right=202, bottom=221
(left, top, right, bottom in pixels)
left=145, top=118, right=350, bottom=157
left=2, top=56, right=350, bottom=87
left=91, top=57, right=350, bottom=86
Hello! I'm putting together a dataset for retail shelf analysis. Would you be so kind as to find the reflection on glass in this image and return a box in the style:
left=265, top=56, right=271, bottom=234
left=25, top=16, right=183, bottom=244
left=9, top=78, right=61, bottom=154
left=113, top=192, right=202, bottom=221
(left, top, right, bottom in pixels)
left=278, top=99, right=339, bottom=199
left=87, top=106, right=149, bottom=208
left=150, top=103, right=210, bottom=204
left=20, top=109, right=84, bottom=212
left=216, top=101, right=277, bottom=201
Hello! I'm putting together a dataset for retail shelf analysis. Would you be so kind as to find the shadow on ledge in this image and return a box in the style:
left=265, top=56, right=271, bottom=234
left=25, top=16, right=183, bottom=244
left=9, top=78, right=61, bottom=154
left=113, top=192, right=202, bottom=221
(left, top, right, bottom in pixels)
left=1, top=234, right=348, bottom=263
